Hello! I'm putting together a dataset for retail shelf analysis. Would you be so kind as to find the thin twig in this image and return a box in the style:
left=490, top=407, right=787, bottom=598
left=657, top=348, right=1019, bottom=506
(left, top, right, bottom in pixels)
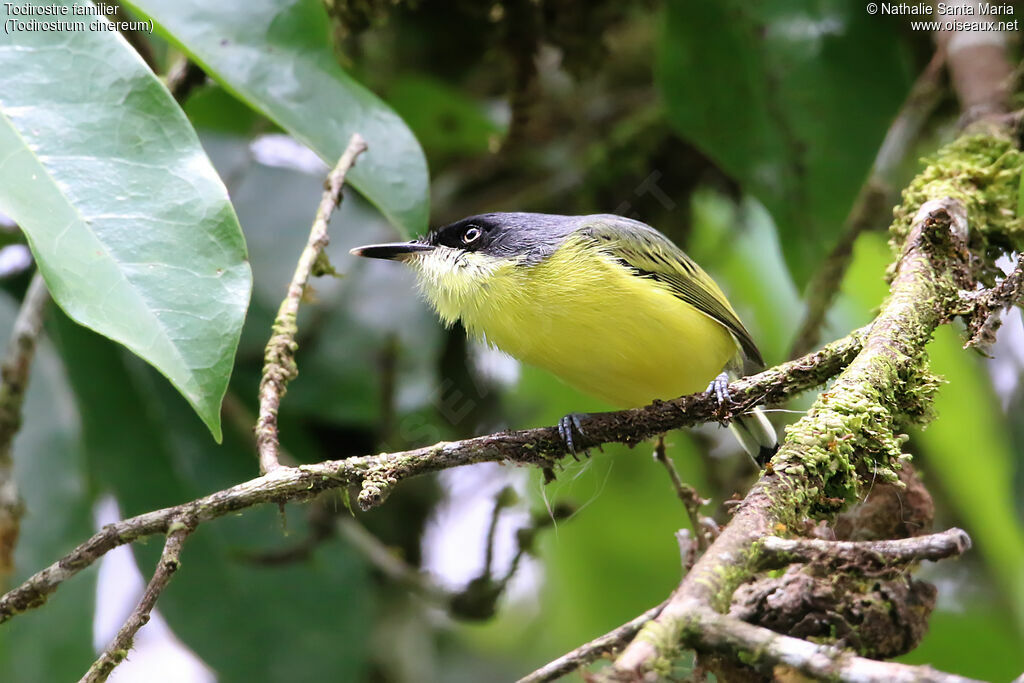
left=755, top=527, right=972, bottom=575
left=964, top=251, right=1024, bottom=348
left=0, top=331, right=863, bottom=625
left=652, top=436, right=709, bottom=551
left=516, top=602, right=667, bottom=683
left=256, top=134, right=368, bottom=474
left=79, top=518, right=195, bottom=683
left=0, top=271, right=49, bottom=582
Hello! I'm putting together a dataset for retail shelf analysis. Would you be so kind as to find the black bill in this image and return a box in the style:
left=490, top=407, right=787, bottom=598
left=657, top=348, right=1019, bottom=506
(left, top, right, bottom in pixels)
left=349, top=242, right=435, bottom=260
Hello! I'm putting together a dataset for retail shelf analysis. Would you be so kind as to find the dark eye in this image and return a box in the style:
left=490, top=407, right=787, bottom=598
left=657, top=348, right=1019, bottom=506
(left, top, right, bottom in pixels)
left=462, top=226, right=482, bottom=244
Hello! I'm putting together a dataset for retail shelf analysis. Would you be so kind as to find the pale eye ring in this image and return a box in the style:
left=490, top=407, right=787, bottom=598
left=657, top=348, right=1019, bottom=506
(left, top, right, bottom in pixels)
left=462, top=226, right=482, bottom=244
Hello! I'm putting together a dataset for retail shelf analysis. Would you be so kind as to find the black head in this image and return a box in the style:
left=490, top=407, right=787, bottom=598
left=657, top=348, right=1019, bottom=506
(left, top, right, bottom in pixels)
left=352, top=212, right=583, bottom=263
left=425, top=214, right=502, bottom=253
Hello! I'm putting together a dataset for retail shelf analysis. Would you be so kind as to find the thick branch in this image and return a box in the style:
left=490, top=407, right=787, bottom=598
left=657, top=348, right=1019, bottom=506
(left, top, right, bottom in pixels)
left=79, top=518, right=195, bottom=683
left=0, top=331, right=862, bottom=625
left=607, top=195, right=970, bottom=678
left=0, top=271, right=49, bottom=582
left=676, top=606, right=980, bottom=683
left=256, top=134, right=368, bottom=473
left=755, top=527, right=972, bottom=574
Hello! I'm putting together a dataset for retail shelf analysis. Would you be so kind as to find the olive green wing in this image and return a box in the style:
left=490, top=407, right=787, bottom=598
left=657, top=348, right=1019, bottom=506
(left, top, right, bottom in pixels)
left=580, top=220, right=764, bottom=369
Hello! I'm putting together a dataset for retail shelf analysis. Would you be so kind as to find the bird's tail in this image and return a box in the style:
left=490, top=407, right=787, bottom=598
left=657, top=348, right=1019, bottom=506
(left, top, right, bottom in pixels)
left=729, top=406, right=778, bottom=467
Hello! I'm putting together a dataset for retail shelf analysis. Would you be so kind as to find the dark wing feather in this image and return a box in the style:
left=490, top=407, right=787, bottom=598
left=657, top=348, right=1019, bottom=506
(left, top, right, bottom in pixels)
left=580, top=219, right=764, bottom=369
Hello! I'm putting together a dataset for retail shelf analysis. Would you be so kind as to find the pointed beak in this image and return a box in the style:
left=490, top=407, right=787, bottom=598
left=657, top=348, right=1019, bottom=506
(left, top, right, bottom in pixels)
left=349, top=242, right=434, bottom=261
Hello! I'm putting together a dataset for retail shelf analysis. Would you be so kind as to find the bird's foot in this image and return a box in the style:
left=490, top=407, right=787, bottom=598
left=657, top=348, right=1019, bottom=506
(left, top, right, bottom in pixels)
left=705, top=372, right=732, bottom=418
left=557, top=413, right=590, bottom=459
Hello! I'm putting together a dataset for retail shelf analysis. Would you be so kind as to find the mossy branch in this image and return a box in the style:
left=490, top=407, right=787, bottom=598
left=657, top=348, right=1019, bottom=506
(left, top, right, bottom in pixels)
left=255, top=133, right=368, bottom=474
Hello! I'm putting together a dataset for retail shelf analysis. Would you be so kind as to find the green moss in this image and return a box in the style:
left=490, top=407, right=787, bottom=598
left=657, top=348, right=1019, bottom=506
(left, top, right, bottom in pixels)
left=894, top=351, right=944, bottom=426
left=890, top=132, right=1024, bottom=282
left=637, top=619, right=680, bottom=676
left=166, top=521, right=189, bottom=534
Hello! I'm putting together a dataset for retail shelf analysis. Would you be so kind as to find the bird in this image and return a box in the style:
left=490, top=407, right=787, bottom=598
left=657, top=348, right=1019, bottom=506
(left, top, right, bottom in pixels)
left=351, top=212, right=777, bottom=464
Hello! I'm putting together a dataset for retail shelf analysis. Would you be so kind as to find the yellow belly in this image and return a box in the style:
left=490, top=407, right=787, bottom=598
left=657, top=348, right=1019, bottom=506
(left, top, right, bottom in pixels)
left=456, top=245, right=739, bottom=408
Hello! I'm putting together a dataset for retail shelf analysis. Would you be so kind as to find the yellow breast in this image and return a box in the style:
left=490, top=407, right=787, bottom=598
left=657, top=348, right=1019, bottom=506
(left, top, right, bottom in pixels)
left=415, top=238, right=740, bottom=408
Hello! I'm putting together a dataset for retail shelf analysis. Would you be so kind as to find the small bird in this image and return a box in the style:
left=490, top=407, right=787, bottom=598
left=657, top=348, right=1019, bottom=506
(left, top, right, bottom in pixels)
left=351, top=212, right=777, bottom=464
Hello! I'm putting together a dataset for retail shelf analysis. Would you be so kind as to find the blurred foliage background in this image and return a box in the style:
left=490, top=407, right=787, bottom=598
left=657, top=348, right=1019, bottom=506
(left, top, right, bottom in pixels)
left=1, top=1, right=1023, bottom=681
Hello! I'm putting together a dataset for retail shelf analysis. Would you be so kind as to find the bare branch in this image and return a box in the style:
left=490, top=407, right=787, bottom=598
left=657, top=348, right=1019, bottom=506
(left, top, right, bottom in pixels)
left=256, top=134, right=368, bottom=474
left=0, top=271, right=49, bottom=583
left=653, top=437, right=709, bottom=551
left=756, top=527, right=972, bottom=575
left=0, top=330, right=862, bottom=625
left=79, top=518, right=195, bottom=683
left=516, top=602, right=666, bottom=683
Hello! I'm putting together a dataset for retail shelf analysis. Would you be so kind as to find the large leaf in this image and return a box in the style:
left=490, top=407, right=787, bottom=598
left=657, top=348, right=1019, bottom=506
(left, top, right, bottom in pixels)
left=0, top=294, right=95, bottom=681
left=123, top=0, right=430, bottom=238
left=0, top=3, right=252, bottom=441
left=656, top=0, right=912, bottom=286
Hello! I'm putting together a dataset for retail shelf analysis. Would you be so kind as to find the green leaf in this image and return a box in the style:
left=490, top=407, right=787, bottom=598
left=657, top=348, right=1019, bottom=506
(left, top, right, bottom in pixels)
left=122, top=0, right=430, bottom=238
left=0, top=3, right=252, bottom=441
left=0, top=294, right=95, bottom=681
left=656, top=0, right=912, bottom=286
left=386, top=75, right=503, bottom=164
